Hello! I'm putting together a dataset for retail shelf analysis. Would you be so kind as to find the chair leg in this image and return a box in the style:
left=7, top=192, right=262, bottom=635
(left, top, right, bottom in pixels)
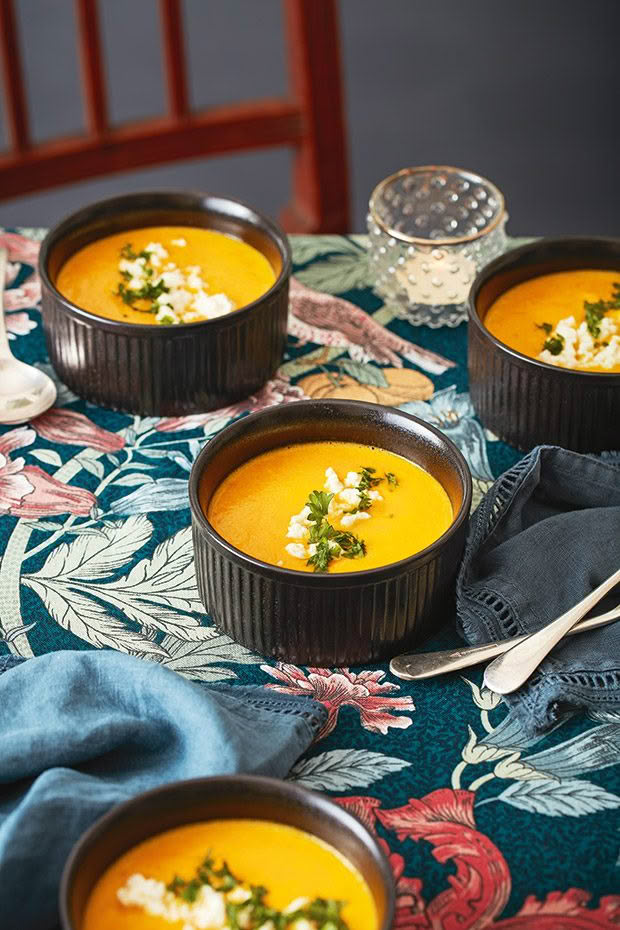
left=281, top=0, right=350, bottom=234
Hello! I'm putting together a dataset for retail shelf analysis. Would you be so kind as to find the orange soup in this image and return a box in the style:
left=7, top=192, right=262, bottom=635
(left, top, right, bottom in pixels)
left=56, top=226, right=276, bottom=326
left=484, top=269, right=620, bottom=372
left=82, top=819, right=378, bottom=930
left=205, top=441, right=453, bottom=573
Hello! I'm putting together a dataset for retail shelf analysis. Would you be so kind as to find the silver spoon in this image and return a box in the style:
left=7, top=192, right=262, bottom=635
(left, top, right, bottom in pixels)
left=483, top=567, right=620, bottom=695
left=390, top=605, right=620, bottom=680
left=0, top=248, right=56, bottom=424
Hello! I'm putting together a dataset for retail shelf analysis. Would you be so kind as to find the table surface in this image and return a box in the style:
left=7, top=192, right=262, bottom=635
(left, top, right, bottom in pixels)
left=1, top=229, right=619, bottom=927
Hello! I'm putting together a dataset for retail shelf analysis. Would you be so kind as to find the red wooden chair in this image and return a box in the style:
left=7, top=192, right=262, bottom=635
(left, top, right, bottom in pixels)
left=0, top=0, right=350, bottom=232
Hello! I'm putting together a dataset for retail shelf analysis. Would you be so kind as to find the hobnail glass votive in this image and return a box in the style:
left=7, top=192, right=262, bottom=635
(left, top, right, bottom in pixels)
left=367, top=165, right=508, bottom=327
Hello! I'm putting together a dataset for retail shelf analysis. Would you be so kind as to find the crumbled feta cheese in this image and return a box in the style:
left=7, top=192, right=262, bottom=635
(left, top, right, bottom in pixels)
left=538, top=314, right=620, bottom=369
left=144, top=242, right=169, bottom=269
left=340, top=511, right=371, bottom=528
left=227, top=887, right=252, bottom=904
left=145, top=242, right=169, bottom=261
left=160, top=269, right=186, bottom=289
left=117, top=873, right=226, bottom=929
left=285, top=543, right=307, bottom=559
left=284, top=898, right=311, bottom=914
left=290, top=920, right=314, bottom=930
left=192, top=291, right=234, bottom=319
left=368, top=489, right=383, bottom=501
left=324, top=467, right=344, bottom=494
left=165, top=288, right=193, bottom=314
left=119, top=257, right=147, bottom=278
left=344, top=471, right=361, bottom=487
left=155, top=307, right=179, bottom=325
left=187, top=271, right=206, bottom=291
left=287, top=521, right=309, bottom=540
left=171, top=237, right=187, bottom=247
left=338, top=487, right=361, bottom=508
left=118, top=245, right=236, bottom=324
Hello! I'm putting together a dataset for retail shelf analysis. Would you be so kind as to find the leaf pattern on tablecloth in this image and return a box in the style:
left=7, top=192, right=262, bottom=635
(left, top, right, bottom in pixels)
left=289, top=749, right=410, bottom=790
left=1, top=228, right=619, bottom=912
left=496, top=778, right=620, bottom=817
left=154, top=632, right=262, bottom=682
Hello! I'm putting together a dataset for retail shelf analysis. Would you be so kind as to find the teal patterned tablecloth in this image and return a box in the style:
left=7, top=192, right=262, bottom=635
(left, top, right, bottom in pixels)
left=1, top=229, right=619, bottom=927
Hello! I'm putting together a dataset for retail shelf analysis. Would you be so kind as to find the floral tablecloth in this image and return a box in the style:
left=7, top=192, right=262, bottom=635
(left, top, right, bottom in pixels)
left=1, top=229, right=619, bottom=927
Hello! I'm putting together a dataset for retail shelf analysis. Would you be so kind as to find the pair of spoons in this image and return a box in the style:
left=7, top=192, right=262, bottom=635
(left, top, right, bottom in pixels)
left=0, top=248, right=56, bottom=425
left=391, top=567, right=620, bottom=691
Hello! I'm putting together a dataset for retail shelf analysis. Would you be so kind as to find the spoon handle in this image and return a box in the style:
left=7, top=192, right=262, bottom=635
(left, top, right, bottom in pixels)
left=484, top=567, right=620, bottom=695
left=390, top=606, right=620, bottom=680
left=0, top=249, right=12, bottom=361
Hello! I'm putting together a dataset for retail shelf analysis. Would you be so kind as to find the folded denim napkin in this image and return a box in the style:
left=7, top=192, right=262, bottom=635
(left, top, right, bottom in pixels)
left=457, top=445, right=620, bottom=736
left=0, top=649, right=326, bottom=930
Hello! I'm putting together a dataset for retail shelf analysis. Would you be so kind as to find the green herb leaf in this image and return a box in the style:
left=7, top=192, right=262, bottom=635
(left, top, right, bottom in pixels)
left=543, top=333, right=565, bottom=356
left=536, top=321, right=553, bottom=334
left=306, top=490, right=333, bottom=523
left=385, top=472, right=398, bottom=487
left=358, top=466, right=382, bottom=491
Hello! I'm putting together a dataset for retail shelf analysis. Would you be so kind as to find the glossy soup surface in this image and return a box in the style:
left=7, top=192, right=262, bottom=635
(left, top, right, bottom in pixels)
left=205, top=441, right=454, bottom=572
left=484, top=269, right=620, bottom=372
left=56, top=226, right=276, bottom=324
left=82, top=819, right=378, bottom=930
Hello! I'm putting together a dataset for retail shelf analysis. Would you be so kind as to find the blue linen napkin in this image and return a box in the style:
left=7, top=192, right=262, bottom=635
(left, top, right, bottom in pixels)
left=0, top=649, right=327, bottom=930
left=457, top=445, right=620, bottom=736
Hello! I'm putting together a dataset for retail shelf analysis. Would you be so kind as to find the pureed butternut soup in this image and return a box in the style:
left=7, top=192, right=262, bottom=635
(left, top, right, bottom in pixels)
left=206, top=441, right=453, bottom=573
left=82, top=819, right=377, bottom=930
left=56, top=226, right=276, bottom=326
left=484, top=269, right=620, bottom=372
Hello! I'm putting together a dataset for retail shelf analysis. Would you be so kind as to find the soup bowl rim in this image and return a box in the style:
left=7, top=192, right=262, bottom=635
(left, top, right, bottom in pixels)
left=38, top=188, right=292, bottom=333
left=59, top=772, right=396, bottom=930
left=188, top=398, right=473, bottom=585
left=468, top=234, right=620, bottom=382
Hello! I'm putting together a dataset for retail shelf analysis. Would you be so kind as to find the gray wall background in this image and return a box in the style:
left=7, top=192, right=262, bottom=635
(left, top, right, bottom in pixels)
left=1, top=0, right=618, bottom=236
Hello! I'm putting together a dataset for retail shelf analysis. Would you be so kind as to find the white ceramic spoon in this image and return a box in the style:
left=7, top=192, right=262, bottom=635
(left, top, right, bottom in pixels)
left=0, top=248, right=56, bottom=424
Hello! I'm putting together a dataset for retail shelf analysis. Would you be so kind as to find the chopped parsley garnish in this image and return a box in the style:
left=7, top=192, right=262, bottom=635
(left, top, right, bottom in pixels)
left=543, top=333, right=565, bottom=356
left=115, top=242, right=169, bottom=313
left=305, top=491, right=366, bottom=572
left=358, top=466, right=382, bottom=491
left=385, top=471, right=399, bottom=487
left=164, top=851, right=350, bottom=930
left=536, top=321, right=553, bottom=334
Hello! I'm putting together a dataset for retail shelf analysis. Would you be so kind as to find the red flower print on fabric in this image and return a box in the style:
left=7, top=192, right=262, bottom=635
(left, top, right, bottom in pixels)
left=261, top=664, right=414, bottom=740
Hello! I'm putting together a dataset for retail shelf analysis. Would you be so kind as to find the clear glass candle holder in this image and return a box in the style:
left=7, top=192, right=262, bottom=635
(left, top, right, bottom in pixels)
left=367, top=166, right=508, bottom=327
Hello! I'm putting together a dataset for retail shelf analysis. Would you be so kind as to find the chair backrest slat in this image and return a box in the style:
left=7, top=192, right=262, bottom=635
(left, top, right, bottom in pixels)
left=74, top=0, right=108, bottom=136
left=159, top=0, right=189, bottom=119
left=0, top=0, right=349, bottom=232
left=0, top=0, right=30, bottom=151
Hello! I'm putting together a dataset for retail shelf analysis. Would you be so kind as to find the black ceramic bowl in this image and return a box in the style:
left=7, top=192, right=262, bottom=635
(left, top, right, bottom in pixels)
left=189, top=399, right=472, bottom=665
left=468, top=237, right=620, bottom=452
left=39, top=191, right=291, bottom=415
left=59, top=774, right=395, bottom=930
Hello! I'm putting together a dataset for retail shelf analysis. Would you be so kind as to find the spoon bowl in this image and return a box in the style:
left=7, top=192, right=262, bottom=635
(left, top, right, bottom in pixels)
left=0, top=248, right=56, bottom=425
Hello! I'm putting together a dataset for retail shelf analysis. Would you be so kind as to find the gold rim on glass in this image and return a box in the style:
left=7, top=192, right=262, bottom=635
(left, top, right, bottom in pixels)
left=368, top=165, right=506, bottom=247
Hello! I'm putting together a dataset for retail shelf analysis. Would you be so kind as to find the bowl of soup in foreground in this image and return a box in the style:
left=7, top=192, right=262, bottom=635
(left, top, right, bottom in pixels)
left=468, top=236, right=620, bottom=452
left=39, top=191, right=291, bottom=415
left=60, top=775, right=395, bottom=930
left=189, top=399, right=472, bottom=665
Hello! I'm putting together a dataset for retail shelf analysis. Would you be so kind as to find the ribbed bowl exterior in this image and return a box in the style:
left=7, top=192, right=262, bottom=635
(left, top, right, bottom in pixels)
left=39, top=191, right=291, bottom=416
left=192, top=517, right=466, bottom=665
left=468, top=237, right=620, bottom=453
left=189, top=400, right=472, bottom=665
left=41, top=280, right=288, bottom=415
